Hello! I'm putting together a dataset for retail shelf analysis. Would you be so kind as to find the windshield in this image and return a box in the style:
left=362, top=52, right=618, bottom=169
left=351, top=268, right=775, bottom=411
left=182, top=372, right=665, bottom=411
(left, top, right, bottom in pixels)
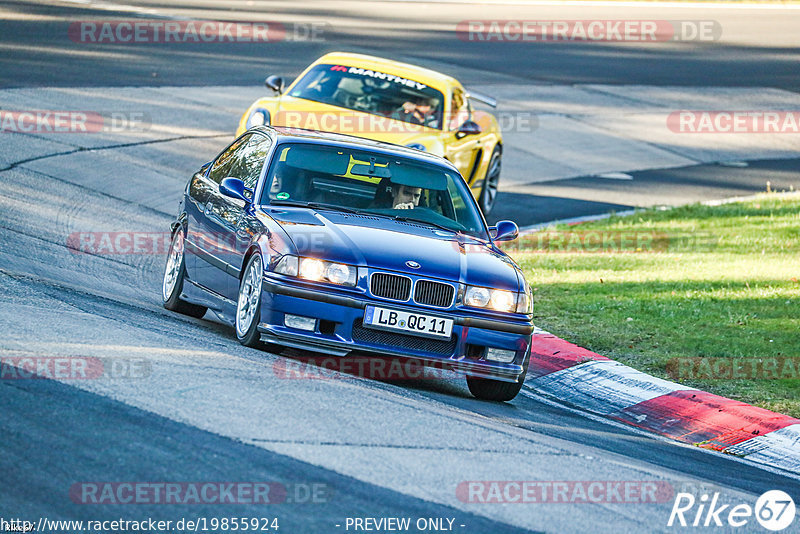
left=288, top=64, right=445, bottom=130
left=260, top=143, right=487, bottom=237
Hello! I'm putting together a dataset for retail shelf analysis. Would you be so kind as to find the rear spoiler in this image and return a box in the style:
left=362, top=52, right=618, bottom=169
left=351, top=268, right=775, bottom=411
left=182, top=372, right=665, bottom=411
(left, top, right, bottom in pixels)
left=466, top=90, right=497, bottom=108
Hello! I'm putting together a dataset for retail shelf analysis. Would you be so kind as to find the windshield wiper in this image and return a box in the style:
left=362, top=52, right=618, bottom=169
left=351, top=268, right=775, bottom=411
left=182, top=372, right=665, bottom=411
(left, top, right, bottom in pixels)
left=392, top=215, right=459, bottom=234
left=270, top=200, right=361, bottom=215
left=272, top=201, right=465, bottom=234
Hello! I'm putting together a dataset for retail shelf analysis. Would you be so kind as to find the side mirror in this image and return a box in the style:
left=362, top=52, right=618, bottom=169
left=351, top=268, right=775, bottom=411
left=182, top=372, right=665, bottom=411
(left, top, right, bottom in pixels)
left=455, top=120, right=481, bottom=139
left=490, top=220, right=519, bottom=242
left=265, top=75, right=284, bottom=94
left=219, top=177, right=253, bottom=204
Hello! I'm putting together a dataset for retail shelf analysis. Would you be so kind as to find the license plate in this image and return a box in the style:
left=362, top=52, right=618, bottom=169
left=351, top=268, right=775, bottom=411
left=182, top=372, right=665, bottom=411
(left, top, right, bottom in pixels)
left=363, top=306, right=453, bottom=340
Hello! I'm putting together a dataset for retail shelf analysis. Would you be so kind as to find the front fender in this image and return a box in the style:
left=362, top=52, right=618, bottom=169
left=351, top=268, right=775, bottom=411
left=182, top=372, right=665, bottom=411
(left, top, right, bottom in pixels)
left=404, top=134, right=446, bottom=158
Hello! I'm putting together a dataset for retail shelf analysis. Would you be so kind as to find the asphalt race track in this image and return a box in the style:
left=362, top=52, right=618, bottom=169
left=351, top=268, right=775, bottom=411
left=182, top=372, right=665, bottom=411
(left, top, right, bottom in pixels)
left=2, top=1, right=800, bottom=533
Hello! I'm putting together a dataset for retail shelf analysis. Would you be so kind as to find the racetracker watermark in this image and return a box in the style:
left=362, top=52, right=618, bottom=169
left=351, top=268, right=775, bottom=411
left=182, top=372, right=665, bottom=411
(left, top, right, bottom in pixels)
left=500, top=231, right=718, bottom=254
left=456, top=20, right=721, bottom=42
left=456, top=481, right=674, bottom=503
left=667, top=357, right=800, bottom=380
left=67, top=230, right=338, bottom=256
left=69, top=482, right=331, bottom=504
left=68, top=20, right=327, bottom=43
left=667, top=111, right=800, bottom=133
left=0, top=357, right=151, bottom=379
left=68, top=232, right=178, bottom=255
left=271, top=109, right=538, bottom=134
left=273, top=356, right=480, bottom=380
left=0, top=111, right=150, bottom=133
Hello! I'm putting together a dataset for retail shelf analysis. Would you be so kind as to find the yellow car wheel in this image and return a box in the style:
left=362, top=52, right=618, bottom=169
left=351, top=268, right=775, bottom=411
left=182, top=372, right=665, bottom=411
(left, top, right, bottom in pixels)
left=479, top=146, right=501, bottom=215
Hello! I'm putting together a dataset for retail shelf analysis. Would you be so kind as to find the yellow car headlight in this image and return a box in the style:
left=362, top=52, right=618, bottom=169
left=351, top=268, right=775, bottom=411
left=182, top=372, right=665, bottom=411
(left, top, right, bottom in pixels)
left=246, top=108, right=270, bottom=129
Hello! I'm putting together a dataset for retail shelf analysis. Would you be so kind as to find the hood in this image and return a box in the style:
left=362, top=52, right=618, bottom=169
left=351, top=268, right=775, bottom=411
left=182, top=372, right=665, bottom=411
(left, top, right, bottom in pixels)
left=270, top=96, right=445, bottom=154
left=261, top=208, right=520, bottom=291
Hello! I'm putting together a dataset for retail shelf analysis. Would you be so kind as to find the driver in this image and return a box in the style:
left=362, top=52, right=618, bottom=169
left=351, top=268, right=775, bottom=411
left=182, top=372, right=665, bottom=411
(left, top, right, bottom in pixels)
left=391, top=184, right=422, bottom=210
left=391, top=96, right=438, bottom=128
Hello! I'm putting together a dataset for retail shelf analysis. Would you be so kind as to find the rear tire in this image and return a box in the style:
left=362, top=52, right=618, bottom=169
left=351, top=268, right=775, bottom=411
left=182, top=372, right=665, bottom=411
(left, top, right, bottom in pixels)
left=162, top=229, right=207, bottom=319
left=478, top=146, right=501, bottom=215
left=466, top=374, right=524, bottom=402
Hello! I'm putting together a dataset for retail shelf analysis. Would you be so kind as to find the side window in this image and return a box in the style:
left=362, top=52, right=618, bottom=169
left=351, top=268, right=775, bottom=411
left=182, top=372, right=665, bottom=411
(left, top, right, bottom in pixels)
left=207, top=134, right=272, bottom=191
left=236, top=135, right=273, bottom=190
left=207, top=134, right=251, bottom=184
left=448, top=87, right=470, bottom=131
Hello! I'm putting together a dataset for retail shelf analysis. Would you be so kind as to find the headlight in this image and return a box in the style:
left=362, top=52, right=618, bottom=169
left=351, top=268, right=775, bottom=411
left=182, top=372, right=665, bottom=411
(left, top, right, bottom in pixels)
left=274, top=255, right=298, bottom=276
left=516, top=284, right=533, bottom=314
left=274, top=255, right=356, bottom=287
left=299, top=258, right=325, bottom=280
left=464, top=286, right=491, bottom=308
left=326, top=262, right=353, bottom=285
left=490, top=290, right=516, bottom=313
left=246, top=109, right=270, bottom=129
left=464, top=285, right=524, bottom=313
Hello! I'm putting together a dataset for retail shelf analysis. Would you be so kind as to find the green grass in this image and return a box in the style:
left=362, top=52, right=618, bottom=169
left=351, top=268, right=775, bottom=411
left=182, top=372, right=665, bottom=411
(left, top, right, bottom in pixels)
left=510, top=192, right=800, bottom=417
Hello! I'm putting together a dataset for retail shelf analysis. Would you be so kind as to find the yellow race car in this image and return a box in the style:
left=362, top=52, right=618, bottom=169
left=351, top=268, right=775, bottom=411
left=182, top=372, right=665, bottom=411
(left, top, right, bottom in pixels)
left=237, top=52, right=503, bottom=214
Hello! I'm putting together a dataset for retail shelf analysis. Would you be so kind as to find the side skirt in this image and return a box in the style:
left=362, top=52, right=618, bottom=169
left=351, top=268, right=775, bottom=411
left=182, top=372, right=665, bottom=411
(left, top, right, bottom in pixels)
left=182, top=278, right=237, bottom=325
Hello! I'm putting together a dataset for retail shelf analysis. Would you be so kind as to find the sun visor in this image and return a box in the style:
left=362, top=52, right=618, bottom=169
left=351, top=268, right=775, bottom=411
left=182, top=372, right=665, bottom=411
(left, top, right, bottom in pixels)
left=389, top=163, right=448, bottom=190
left=284, top=145, right=350, bottom=175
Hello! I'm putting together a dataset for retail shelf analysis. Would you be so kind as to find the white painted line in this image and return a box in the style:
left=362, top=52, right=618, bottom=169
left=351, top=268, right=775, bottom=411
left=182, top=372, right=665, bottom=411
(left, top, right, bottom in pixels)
left=521, top=388, right=800, bottom=481
left=594, top=172, right=634, bottom=180
left=53, top=0, right=189, bottom=20
left=521, top=388, right=696, bottom=444
left=518, top=209, right=638, bottom=234
left=370, top=0, right=800, bottom=9
left=702, top=190, right=800, bottom=206
left=716, top=160, right=750, bottom=168
left=725, top=424, right=800, bottom=474
left=529, top=359, right=693, bottom=415
left=518, top=188, right=800, bottom=235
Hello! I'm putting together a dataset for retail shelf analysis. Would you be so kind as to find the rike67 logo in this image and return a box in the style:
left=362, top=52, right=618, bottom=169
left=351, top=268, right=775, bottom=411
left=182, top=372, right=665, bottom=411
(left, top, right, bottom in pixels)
left=668, top=490, right=795, bottom=531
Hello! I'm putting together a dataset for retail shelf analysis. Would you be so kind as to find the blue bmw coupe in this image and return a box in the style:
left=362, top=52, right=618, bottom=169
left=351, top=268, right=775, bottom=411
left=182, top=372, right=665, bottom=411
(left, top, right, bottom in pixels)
left=163, top=126, right=533, bottom=401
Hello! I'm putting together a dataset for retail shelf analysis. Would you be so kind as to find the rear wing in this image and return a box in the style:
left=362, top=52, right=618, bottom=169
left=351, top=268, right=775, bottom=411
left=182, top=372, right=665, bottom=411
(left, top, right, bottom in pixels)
left=466, top=90, right=497, bottom=108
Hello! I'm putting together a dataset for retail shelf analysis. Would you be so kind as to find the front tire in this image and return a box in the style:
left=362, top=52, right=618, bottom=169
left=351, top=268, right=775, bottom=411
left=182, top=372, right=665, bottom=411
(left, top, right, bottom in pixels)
left=478, top=146, right=501, bottom=215
left=162, top=228, right=207, bottom=318
left=466, top=374, right=524, bottom=402
left=236, top=253, right=264, bottom=348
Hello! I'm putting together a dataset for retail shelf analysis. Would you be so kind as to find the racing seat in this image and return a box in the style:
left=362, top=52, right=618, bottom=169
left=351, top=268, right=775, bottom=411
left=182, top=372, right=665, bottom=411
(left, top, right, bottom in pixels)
left=370, top=177, right=395, bottom=208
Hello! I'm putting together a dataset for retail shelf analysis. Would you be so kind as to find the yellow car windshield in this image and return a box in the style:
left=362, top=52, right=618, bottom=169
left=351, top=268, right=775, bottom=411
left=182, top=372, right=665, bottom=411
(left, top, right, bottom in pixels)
left=288, top=64, right=445, bottom=130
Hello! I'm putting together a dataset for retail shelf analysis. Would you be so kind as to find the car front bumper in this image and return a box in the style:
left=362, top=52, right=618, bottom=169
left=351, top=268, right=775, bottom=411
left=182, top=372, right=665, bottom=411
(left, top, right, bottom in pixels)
left=258, top=278, right=532, bottom=383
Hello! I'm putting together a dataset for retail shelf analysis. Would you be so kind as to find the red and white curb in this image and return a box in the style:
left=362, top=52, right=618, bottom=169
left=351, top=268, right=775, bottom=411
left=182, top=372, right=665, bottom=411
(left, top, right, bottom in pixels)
left=525, top=329, right=800, bottom=475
